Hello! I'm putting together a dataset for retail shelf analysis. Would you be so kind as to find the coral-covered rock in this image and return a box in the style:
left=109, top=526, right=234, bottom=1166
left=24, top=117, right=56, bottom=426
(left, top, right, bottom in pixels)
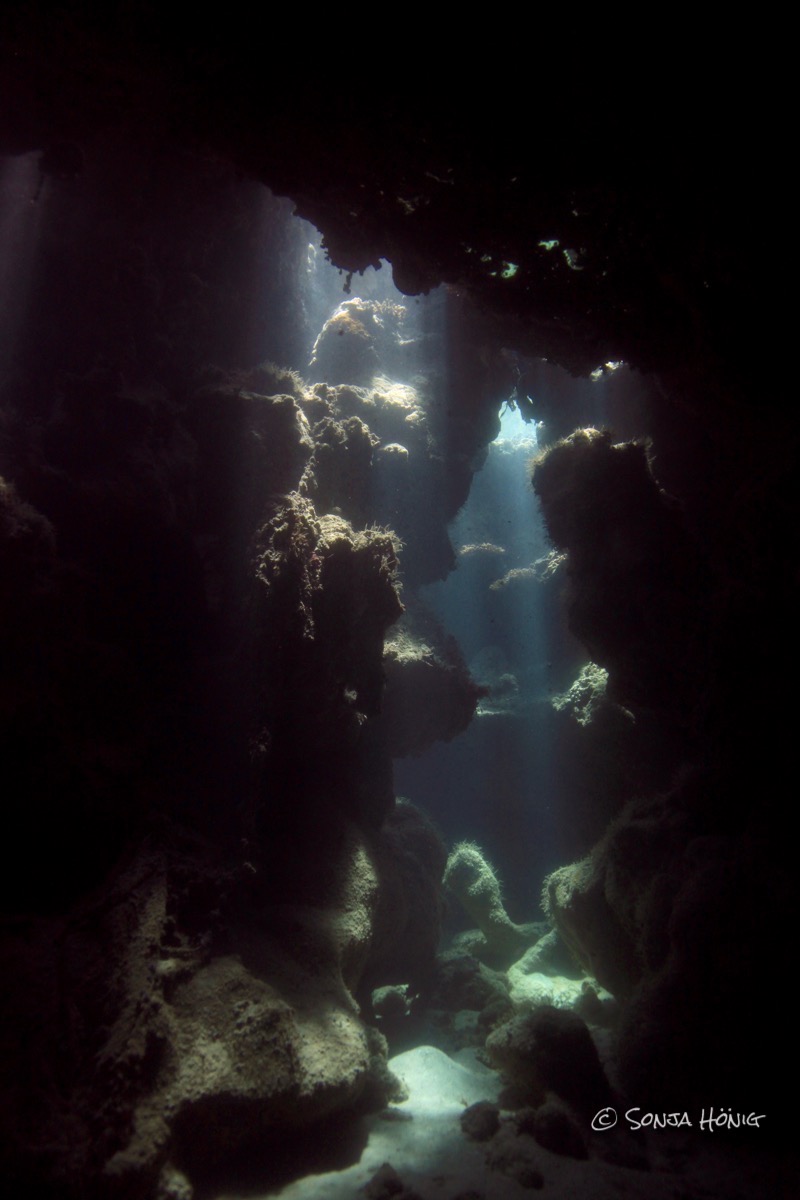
left=611, top=812, right=794, bottom=1111
left=429, top=951, right=510, bottom=1013
left=301, top=413, right=377, bottom=527
left=484, top=1125, right=545, bottom=1190
left=0, top=822, right=411, bottom=1199
left=551, top=662, right=628, bottom=728
left=541, top=769, right=797, bottom=1111
left=460, top=1100, right=501, bottom=1142
left=532, top=428, right=707, bottom=712
left=305, top=377, right=454, bottom=586
left=371, top=984, right=413, bottom=1021
left=517, top=1101, right=588, bottom=1159
left=542, top=856, right=640, bottom=999
left=380, top=598, right=483, bottom=758
left=251, top=493, right=403, bottom=823
left=511, top=929, right=583, bottom=980
left=191, top=378, right=314, bottom=526
left=507, top=959, right=611, bottom=1017
left=444, top=841, right=537, bottom=967
left=308, top=300, right=411, bottom=387
left=543, top=775, right=723, bottom=1006
left=485, top=1005, right=611, bottom=1116
left=363, top=1160, right=423, bottom=1200
left=362, top=799, right=448, bottom=994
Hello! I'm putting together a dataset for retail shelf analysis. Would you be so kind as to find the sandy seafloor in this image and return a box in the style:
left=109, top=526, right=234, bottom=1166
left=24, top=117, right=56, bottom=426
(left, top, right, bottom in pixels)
left=214, top=1045, right=795, bottom=1200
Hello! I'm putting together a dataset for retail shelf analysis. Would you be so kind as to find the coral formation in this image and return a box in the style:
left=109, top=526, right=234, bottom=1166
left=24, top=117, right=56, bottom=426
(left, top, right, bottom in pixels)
left=506, top=958, right=612, bottom=1017
left=517, top=1101, right=588, bottom=1159
left=541, top=770, right=796, bottom=1110
left=308, top=300, right=408, bottom=387
left=542, top=855, right=640, bottom=999
left=459, top=1100, right=501, bottom=1142
left=363, top=1161, right=423, bottom=1200
left=362, top=799, right=448, bottom=995
left=552, top=662, right=625, bottom=728
left=444, top=841, right=537, bottom=966
left=429, top=951, right=510, bottom=1013
left=0, top=216, right=492, bottom=1193
left=380, top=599, right=484, bottom=758
left=0, top=797, right=453, bottom=1196
left=532, top=428, right=707, bottom=712
left=483, top=1126, right=545, bottom=1190
left=485, top=1005, right=611, bottom=1116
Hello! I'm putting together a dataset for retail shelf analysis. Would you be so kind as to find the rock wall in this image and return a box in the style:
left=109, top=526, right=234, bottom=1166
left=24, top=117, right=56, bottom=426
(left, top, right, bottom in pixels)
left=0, top=148, right=494, bottom=1197
left=534, top=429, right=795, bottom=1112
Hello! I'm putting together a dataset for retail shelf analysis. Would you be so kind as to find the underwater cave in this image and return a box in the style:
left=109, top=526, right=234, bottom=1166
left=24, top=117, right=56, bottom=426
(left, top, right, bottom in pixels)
left=0, top=21, right=795, bottom=1200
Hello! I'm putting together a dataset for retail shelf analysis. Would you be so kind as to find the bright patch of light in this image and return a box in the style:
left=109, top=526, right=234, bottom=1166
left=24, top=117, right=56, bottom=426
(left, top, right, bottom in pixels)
left=497, top=398, right=542, bottom=447
left=590, top=360, right=624, bottom=382
left=301, top=234, right=414, bottom=353
left=538, top=239, right=559, bottom=251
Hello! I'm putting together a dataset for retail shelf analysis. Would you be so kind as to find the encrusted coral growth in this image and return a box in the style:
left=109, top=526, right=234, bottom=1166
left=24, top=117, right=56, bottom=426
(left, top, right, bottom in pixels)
left=540, top=767, right=796, bottom=1110
left=189, top=380, right=314, bottom=611
left=1, top=809, right=446, bottom=1199
left=363, top=799, right=448, bottom=995
left=542, top=855, right=639, bottom=999
left=299, top=375, right=453, bottom=586
left=533, top=427, right=707, bottom=712
left=251, top=493, right=403, bottom=826
left=380, top=596, right=484, bottom=758
left=0, top=204, right=498, bottom=1197
left=301, top=413, right=378, bottom=527
left=303, top=296, right=506, bottom=585
left=444, top=841, right=537, bottom=967
left=552, top=662, right=617, bottom=727
left=308, top=299, right=414, bottom=387
left=485, top=1004, right=612, bottom=1116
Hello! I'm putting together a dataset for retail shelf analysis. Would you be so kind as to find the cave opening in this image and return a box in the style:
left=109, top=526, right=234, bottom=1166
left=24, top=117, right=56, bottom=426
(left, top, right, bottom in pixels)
left=0, top=86, right=794, bottom=1200
left=293, top=227, right=603, bottom=920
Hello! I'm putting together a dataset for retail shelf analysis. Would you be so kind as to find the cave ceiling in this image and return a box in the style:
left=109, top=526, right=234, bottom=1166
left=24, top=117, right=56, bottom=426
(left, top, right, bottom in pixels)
left=1, top=8, right=774, bottom=395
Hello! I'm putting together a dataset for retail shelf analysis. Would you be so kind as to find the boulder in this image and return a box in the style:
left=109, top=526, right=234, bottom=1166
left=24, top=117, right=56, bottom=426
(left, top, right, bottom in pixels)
left=485, top=1006, right=611, bottom=1116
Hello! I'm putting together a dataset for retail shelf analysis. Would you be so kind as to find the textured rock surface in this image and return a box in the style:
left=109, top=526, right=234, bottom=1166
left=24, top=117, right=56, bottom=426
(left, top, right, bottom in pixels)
left=533, top=429, right=706, bottom=714
left=516, top=1101, right=588, bottom=1160
left=361, top=800, right=448, bottom=995
left=459, top=1100, right=501, bottom=1142
left=251, top=494, right=403, bottom=827
left=380, top=599, right=483, bottom=759
left=485, top=1006, right=612, bottom=1116
left=542, top=855, right=640, bottom=1000
left=507, top=967, right=610, bottom=1017
left=0, top=806, right=448, bottom=1196
left=430, top=951, right=510, bottom=1013
left=542, top=771, right=796, bottom=1111
left=444, top=841, right=537, bottom=967
left=484, top=1125, right=545, bottom=1190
